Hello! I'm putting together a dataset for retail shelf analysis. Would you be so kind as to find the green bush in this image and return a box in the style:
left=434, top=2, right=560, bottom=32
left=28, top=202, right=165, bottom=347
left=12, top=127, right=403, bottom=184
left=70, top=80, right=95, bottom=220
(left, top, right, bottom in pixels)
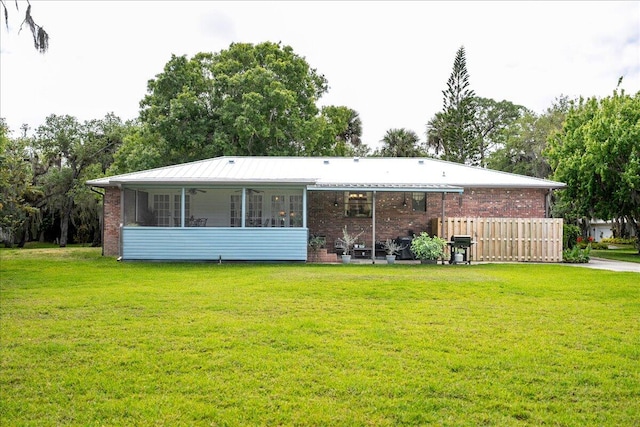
left=601, top=237, right=637, bottom=245
left=563, top=244, right=591, bottom=263
left=410, top=232, right=446, bottom=260
left=563, top=224, right=580, bottom=249
left=589, top=242, right=609, bottom=250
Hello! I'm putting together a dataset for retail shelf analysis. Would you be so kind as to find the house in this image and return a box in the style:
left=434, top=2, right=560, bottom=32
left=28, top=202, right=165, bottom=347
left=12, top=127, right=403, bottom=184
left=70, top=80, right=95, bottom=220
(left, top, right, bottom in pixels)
left=86, top=156, right=565, bottom=262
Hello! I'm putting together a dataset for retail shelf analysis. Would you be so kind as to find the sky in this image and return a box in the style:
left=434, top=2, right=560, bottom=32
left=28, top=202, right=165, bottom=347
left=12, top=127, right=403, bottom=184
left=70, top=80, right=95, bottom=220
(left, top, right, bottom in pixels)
left=1, top=1, right=639, bottom=150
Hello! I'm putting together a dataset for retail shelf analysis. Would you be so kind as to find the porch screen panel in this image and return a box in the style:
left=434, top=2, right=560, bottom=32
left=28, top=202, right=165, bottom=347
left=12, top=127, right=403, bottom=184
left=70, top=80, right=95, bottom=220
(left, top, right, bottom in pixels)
left=230, top=195, right=241, bottom=227
left=153, top=195, right=171, bottom=227
left=123, top=189, right=136, bottom=225
left=289, top=195, right=303, bottom=227
left=173, top=194, right=190, bottom=227
left=246, top=194, right=263, bottom=227
left=272, top=195, right=285, bottom=227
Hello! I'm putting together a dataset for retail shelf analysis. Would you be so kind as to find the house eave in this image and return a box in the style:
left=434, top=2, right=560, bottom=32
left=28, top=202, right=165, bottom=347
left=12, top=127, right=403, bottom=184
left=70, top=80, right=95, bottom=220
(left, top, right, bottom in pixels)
left=308, top=184, right=464, bottom=193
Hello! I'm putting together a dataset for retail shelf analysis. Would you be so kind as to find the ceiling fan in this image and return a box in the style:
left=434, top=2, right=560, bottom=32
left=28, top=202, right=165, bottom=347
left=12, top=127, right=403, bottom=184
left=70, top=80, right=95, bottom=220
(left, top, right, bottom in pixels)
left=234, top=188, right=264, bottom=195
left=187, top=188, right=206, bottom=195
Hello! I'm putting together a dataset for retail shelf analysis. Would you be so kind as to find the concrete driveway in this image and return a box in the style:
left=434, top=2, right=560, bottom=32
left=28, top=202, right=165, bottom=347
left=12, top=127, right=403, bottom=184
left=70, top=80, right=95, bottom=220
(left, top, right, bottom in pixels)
left=570, top=257, right=640, bottom=273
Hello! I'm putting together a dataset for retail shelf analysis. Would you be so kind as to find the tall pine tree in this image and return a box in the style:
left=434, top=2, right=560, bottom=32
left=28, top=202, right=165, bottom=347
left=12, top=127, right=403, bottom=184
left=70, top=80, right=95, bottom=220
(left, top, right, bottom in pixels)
left=427, top=46, right=477, bottom=164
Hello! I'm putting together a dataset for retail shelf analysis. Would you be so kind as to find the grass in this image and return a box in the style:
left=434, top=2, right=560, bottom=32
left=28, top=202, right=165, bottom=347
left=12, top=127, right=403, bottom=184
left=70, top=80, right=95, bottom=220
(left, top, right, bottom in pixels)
left=1, top=248, right=639, bottom=426
left=591, top=245, right=640, bottom=263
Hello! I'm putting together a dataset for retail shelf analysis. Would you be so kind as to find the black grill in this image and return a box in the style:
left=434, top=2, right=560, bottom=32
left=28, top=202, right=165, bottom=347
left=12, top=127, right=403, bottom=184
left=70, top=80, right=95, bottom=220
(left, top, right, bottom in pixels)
left=449, top=235, right=474, bottom=264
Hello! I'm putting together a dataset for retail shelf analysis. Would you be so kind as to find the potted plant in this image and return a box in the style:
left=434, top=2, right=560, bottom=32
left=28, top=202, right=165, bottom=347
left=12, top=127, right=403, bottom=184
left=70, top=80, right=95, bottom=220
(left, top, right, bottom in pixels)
left=336, top=226, right=364, bottom=264
left=382, top=238, right=406, bottom=264
left=410, top=232, right=446, bottom=264
left=308, top=235, right=326, bottom=262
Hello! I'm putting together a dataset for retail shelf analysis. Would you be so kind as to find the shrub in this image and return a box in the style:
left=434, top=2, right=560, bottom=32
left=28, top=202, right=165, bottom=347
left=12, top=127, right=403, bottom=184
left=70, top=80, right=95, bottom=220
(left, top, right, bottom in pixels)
left=563, top=244, right=591, bottom=263
left=563, top=224, right=580, bottom=250
left=410, top=232, right=446, bottom=260
left=588, top=242, right=609, bottom=250
left=308, top=235, right=326, bottom=252
left=601, top=237, right=637, bottom=245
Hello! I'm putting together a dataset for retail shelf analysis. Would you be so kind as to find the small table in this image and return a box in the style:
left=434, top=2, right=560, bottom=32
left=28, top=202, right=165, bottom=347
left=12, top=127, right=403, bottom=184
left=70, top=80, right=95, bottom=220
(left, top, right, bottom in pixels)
left=353, top=247, right=386, bottom=259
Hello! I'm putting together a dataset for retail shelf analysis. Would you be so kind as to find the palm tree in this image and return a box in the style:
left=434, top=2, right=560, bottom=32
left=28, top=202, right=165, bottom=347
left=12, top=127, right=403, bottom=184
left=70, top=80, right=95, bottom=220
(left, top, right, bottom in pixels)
left=339, top=109, right=362, bottom=147
left=378, top=128, right=424, bottom=157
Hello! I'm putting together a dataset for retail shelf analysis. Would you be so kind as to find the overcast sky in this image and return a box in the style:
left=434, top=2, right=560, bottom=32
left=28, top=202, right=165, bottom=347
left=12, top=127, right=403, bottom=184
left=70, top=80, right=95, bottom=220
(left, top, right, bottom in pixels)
left=1, top=1, right=638, bottom=150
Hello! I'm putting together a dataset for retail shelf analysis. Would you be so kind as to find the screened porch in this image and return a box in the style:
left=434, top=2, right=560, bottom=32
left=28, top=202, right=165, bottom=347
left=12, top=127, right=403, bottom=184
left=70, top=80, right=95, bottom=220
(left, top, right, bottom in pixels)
left=119, top=186, right=308, bottom=261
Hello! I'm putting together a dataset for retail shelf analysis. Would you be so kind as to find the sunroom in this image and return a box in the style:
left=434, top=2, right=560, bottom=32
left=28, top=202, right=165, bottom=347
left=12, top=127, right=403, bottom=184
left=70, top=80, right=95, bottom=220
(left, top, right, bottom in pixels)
left=117, top=184, right=309, bottom=261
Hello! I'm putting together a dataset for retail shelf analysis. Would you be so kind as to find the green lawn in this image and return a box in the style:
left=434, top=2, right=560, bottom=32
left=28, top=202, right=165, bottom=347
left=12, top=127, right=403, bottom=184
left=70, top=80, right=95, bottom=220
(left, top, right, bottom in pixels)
left=1, top=248, right=639, bottom=426
left=592, top=246, right=640, bottom=263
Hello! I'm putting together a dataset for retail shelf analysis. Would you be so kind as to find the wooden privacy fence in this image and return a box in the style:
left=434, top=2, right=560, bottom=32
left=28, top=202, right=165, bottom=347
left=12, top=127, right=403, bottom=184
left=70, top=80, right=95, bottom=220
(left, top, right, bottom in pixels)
left=434, top=217, right=564, bottom=263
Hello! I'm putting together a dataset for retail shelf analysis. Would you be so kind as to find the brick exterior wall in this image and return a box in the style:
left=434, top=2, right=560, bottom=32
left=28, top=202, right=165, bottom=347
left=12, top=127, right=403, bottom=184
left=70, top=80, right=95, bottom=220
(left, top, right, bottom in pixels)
left=103, top=187, right=121, bottom=257
left=308, top=188, right=548, bottom=254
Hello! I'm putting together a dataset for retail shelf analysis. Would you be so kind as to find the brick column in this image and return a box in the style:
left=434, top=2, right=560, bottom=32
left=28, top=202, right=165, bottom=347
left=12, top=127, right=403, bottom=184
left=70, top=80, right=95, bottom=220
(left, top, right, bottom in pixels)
left=103, top=187, right=121, bottom=257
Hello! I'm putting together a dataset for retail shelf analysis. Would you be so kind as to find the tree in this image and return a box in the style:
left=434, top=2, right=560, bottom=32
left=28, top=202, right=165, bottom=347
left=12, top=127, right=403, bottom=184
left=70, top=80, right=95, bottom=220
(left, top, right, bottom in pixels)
left=487, top=96, right=569, bottom=178
left=35, top=114, right=125, bottom=246
left=0, top=119, right=41, bottom=246
left=426, top=46, right=476, bottom=164
left=1, top=0, right=49, bottom=53
left=107, top=121, right=162, bottom=175
left=305, top=106, right=364, bottom=156
left=132, top=41, right=354, bottom=169
left=471, top=97, right=526, bottom=167
left=377, top=128, right=424, bottom=157
left=547, top=89, right=640, bottom=251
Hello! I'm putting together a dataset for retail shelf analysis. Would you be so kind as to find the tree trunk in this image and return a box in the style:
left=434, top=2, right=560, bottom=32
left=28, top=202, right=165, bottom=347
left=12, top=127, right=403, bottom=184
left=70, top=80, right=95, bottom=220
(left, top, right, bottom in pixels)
left=59, top=198, right=73, bottom=247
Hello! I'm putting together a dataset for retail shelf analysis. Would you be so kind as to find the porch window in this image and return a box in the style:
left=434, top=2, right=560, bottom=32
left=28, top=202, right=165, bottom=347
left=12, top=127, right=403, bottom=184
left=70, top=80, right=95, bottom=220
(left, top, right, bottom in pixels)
left=230, top=195, right=241, bottom=227
left=173, top=194, right=190, bottom=226
left=123, top=187, right=304, bottom=228
left=345, top=192, right=372, bottom=218
left=412, top=192, right=426, bottom=212
left=289, top=195, right=303, bottom=227
left=153, top=195, right=171, bottom=226
left=246, top=193, right=263, bottom=227
left=271, top=195, right=286, bottom=227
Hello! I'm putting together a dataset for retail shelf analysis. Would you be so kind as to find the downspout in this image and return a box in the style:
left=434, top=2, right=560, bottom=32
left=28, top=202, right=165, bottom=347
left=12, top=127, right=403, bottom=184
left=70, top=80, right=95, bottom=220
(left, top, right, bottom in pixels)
left=303, top=188, right=308, bottom=261
left=119, top=186, right=124, bottom=260
left=302, top=188, right=308, bottom=229
left=371, top=190, right=376, bottom=264
left=441, top=192, right=447, bottom=265
left=241, top=188, right=246, bottom=227
left=90, top=187, right=105, bottom=256
left=181, top=188, right=186, bottom=227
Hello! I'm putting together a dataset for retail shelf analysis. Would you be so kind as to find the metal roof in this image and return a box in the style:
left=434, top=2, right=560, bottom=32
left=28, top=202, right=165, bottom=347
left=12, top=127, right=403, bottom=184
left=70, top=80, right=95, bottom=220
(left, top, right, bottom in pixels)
left=87, top=156, right=565, bottom=191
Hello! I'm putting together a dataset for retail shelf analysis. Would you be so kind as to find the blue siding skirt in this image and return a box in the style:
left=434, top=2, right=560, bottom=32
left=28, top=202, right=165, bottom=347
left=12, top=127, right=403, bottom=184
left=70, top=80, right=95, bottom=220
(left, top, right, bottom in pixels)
left=122, top=227, right=308, bottom=261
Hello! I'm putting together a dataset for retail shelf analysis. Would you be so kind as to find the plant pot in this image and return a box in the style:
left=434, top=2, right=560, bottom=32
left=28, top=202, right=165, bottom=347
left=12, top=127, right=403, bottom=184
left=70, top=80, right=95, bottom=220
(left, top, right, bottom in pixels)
left=386, top=255, right=396, bottom=264
left=420, top=259, right=437, bottom=264
left=341, top=254, right=351, bottom=264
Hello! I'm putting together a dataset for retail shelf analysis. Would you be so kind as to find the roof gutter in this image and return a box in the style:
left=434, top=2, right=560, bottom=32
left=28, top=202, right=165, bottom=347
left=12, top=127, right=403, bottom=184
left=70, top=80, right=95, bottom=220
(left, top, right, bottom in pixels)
left=308, top=185, right=464, bottom=193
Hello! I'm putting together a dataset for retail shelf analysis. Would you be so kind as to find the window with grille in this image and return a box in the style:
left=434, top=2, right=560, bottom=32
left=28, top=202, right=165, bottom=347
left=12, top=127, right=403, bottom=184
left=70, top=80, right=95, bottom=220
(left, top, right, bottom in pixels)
left=289, top=195, right=303, bottom=227
left=230, top=195, right=241, bottom=227
left=272, top=195, right=286, bottom=227
left=153, top=194, right=171, bottom=227
left=345, top=192, right=372, bottom=218
left=173, top=194, right=190, bottom=226
left=412, top=192, right=426, bottom=212
left=246, top=193, right=263, bottom=227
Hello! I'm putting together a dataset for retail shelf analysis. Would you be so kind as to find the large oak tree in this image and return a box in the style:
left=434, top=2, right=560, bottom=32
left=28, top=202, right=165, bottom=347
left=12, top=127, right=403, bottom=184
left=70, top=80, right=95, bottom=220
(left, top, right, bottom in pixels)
left=547, top=89, right=640, bottom=250
left=133, top=41, right=360, bottom=169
